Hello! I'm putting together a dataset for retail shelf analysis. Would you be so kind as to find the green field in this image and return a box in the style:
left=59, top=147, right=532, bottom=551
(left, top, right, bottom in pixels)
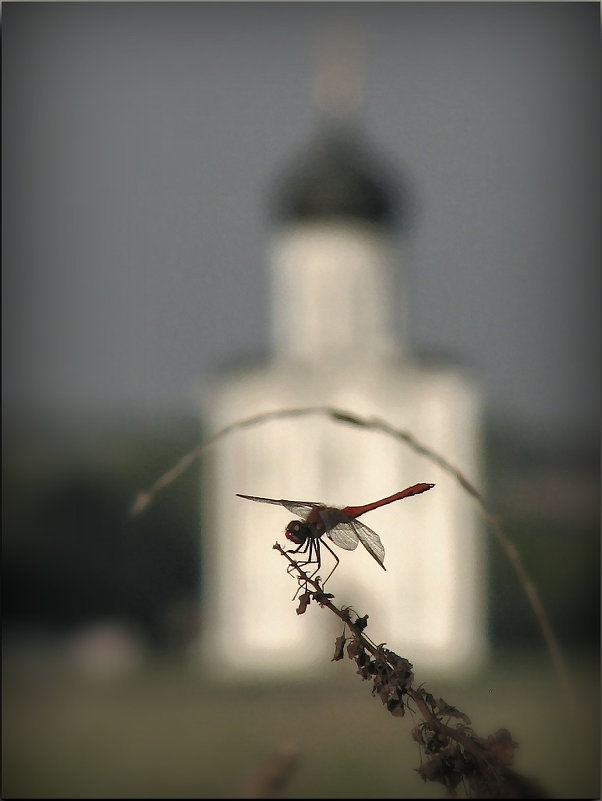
left=2, top=647, right=599, bottom=799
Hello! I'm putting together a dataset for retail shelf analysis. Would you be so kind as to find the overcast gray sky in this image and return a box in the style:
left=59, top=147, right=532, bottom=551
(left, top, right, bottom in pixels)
left=3, top=2, right=600, bottom=435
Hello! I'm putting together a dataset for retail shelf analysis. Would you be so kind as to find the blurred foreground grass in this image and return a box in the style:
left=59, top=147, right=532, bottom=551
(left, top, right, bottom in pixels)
left=2, top=646, right=599, bottom=799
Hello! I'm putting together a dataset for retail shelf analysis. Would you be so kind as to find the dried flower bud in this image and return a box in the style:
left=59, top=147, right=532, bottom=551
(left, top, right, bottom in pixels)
left=354, top=614, right=369, bottom=631
left=331, top=634, right=347, bottom=661
left=296, top=592, right=311, bottom=615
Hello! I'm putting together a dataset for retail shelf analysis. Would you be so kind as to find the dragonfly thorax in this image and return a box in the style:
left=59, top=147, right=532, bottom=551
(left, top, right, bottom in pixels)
left=285, top=519, right=313, bottom=545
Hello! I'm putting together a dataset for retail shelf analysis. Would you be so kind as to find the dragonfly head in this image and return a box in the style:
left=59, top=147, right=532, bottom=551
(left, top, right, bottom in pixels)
left=285, top=519, right=310, bottom=545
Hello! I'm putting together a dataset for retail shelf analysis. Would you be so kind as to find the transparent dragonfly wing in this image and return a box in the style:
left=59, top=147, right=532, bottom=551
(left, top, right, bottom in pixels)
left=330, top=519, right=386, bottom=568
left=326, top=521, right=360, bottom=551
left=236, top=493, right=320, bottom=518
left=353, top=519, right=386, bottom=568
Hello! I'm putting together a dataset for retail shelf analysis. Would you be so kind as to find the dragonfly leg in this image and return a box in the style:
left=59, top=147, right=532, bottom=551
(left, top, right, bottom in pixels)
left=287, top=538, right=321, bottom=600
left=319, top=539, right=340, bottom=586
left=305, top=537, right=322, bottom=580
left=298, top=537, right=334, bottom=586
left=286, top=538, right=316, bottom=576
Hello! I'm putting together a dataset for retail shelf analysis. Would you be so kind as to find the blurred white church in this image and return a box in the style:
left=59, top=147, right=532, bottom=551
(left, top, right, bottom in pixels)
left=201, top=72, right=487, bottom=678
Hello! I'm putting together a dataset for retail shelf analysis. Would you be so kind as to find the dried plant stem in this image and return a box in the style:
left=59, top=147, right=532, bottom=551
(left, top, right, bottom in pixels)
left=129, top=405, right=581, bottom=735
left=276, top=543, right=547, bottom=799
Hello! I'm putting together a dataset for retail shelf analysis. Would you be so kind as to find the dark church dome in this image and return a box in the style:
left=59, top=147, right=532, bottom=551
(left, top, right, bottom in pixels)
left=273, top=124, right=402, bottom=228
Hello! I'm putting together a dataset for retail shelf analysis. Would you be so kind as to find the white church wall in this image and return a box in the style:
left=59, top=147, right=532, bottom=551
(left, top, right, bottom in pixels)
left=201, top=358, right=486, bottom=679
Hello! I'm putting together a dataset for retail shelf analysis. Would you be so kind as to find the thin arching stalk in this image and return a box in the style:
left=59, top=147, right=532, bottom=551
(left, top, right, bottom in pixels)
left=129, top=404, right=581, bottom=735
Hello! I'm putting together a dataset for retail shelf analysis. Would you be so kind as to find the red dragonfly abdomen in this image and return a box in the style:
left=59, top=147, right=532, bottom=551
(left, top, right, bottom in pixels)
left=342, top=483, right=435, bottom=519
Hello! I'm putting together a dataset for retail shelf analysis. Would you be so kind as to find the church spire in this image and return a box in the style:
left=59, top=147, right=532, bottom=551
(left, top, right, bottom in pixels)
left=311, top=26, right=365, bottom=121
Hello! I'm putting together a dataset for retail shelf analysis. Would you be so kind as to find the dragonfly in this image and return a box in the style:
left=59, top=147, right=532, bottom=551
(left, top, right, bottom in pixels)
left=237, top=483, right=434, bottom=583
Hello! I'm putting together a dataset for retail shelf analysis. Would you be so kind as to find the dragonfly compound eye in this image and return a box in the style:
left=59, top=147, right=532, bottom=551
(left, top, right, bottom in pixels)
left=285, top=520, right=307, bottom=545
